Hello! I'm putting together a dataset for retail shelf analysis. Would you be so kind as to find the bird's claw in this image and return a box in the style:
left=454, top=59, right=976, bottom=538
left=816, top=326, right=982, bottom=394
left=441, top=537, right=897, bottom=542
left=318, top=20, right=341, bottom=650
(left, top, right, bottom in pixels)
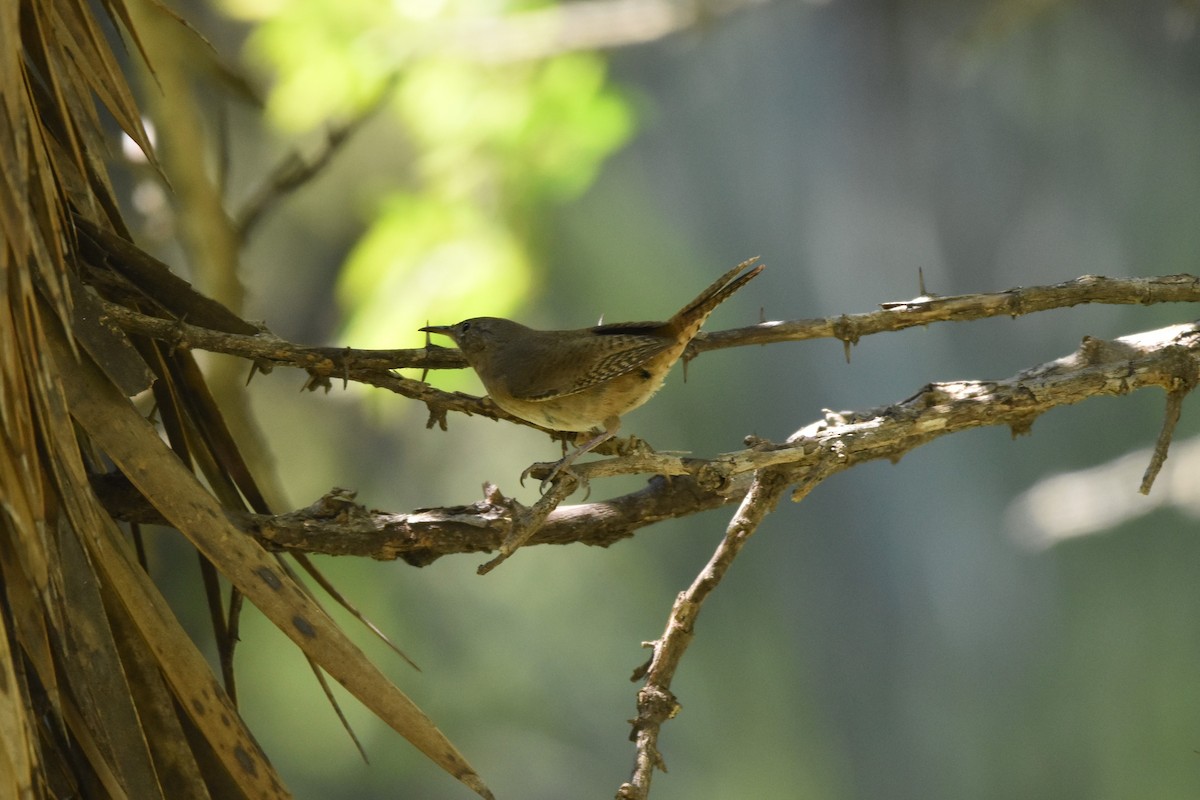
left=519, top=459, right=589, bottom=500
left=544, top=464, right=590, bottom=500
left=518, top=461, right=549, bottom=487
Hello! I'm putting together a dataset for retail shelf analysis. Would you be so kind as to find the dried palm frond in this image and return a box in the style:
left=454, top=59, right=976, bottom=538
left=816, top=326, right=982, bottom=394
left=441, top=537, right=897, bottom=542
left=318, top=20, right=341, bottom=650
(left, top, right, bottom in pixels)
left=0, top=1, right=491, bottom=797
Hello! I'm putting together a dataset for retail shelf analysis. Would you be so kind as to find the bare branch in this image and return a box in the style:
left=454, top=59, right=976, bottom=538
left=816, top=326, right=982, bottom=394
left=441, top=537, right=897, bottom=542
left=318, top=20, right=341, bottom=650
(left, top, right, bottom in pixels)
left=1139, top=342, right=1200, bottom=493
left=698, top=273, right=1200, bottom=354
left=93, top=269, right=1200, bottom=800
left=94, top=320, right=1197, bottom=564
left=619, top=468, right=789, bottom=800
left=238, top=477, right=746, bottom=566
left=104, top=274, right=1200, bottom=367
left=101, top=273, right=1200, bottom=432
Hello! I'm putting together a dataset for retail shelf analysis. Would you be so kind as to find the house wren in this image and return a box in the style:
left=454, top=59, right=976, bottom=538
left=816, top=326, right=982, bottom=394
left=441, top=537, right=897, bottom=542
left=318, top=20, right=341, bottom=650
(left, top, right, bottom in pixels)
left=420, top=258, right=763, bottom=484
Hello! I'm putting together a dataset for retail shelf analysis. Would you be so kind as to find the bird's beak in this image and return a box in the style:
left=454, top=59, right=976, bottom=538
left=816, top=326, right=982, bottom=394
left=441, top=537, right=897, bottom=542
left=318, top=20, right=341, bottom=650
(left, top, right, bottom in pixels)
left=419, top=324, right=452, bottom=335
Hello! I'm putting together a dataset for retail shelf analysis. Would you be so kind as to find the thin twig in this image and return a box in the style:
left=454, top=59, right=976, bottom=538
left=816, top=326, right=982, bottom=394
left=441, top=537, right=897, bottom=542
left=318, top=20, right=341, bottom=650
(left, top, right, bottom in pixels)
left=618, top=468, right=789, bottom=800
left=1140, top=390, right=1185, bottom=494
left=476, top=473, right=580, bottom=574
left=1139, top=342, right=1200, bottom=493
left=235, top=75, right=399, bottom=241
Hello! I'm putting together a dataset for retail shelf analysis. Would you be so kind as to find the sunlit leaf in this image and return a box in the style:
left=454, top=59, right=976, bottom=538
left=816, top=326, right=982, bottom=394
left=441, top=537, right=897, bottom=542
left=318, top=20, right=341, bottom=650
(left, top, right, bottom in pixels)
left=338, top=193, right=531, bottom=348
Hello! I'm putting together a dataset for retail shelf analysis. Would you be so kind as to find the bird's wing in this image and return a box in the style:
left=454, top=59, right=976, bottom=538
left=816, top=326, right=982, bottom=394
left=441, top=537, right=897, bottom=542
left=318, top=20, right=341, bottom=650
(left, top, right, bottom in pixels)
left=507, top=327, right=672, bottom=401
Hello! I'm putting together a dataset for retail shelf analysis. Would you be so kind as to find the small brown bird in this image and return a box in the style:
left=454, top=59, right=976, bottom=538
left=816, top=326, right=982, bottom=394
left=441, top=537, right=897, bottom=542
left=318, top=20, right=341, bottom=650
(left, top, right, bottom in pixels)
left=421, top=258, right=763, bottom=484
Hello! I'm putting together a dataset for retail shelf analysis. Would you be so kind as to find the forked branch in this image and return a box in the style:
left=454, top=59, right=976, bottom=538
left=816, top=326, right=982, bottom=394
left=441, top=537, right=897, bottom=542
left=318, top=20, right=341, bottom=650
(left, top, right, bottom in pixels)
left=93, top=274, right=1200, bottom=800
left=97, top=319, right=1200, bottom=563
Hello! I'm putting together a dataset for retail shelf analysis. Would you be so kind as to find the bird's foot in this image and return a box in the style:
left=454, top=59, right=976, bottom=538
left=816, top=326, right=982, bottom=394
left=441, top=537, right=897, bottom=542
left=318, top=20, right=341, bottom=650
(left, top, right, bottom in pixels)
left=520, top=458, right=590, bottom=500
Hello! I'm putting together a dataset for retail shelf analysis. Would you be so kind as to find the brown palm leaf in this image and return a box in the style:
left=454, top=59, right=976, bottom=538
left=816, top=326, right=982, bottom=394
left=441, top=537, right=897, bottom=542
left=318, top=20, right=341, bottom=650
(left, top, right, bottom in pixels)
left=0, top=1, right=492, bottom=797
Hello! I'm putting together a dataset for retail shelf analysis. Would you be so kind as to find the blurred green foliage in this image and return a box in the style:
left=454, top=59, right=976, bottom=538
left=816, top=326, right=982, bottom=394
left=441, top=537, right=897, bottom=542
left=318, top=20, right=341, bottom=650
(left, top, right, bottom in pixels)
left=224, top=0, right=632, bottom=349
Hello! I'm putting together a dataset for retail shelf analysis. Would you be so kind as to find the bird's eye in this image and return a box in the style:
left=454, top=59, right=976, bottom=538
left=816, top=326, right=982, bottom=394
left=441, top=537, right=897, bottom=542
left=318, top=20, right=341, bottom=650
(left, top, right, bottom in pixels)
left=460, top=321, right=472, bottom=332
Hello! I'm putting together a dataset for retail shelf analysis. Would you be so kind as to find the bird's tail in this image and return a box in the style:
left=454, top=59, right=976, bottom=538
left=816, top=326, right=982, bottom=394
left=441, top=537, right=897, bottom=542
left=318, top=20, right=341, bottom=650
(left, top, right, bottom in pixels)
left=671, top=257, right=764, bottom=333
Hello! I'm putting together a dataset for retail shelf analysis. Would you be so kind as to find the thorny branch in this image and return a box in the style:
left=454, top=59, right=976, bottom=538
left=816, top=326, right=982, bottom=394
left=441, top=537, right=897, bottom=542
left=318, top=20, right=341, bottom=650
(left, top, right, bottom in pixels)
left=97, top=275, right=1200, bottom=800
left=101, top=272, right=1200, bottom=424
left=701, top=272, right=1200, bottom=356
left=99, top=319, right=1200, bottom=564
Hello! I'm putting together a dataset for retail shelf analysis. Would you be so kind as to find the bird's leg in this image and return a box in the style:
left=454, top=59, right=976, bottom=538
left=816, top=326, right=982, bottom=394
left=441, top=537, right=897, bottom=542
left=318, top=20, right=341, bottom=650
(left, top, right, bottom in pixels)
left=547, top=416, right=620, bottom=490
left=520, top=416, right=621, bottom=495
